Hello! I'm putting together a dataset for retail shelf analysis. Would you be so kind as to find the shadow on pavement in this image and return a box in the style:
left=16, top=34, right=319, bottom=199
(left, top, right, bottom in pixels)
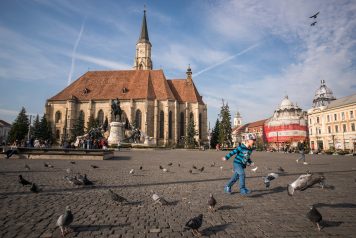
left=202, top=223, right=231, bottom=236
left=248, top=186, right=286, bottom=198
left=321, top=220, right=343, bottom=228
left=217, top=205, right=240, bottom=210
left=314, top=202, right=356, bottom=208
left=72, top=223, right=130, bottom=232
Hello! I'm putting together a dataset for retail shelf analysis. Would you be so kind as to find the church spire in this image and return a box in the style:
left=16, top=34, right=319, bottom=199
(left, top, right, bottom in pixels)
left=138, top=10, right=150, bottom=44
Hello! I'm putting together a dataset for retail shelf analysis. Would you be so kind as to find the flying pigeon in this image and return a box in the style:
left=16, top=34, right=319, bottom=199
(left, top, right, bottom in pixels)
left=184, top=214, right=203, bottom=237
left=108, top=189, right=128, bottom=205
left=277, top=167, right=284, bottom=173
left=70, top=161, right=76, bottom=164
left=90, top=165, right=98, bottom=169
left=159, top=165, right=163, bottom=170
left=208, top=194, right=217, bottom=211
left=139, top=166, right=143, bottom=170
left=210, top=162, right=216, bottom=167
left=251, top=167, right=258, bottom=172
left=311, top=21, right=317, bottom=26
left=129, top=169, right=135, bottom=174
left=57, top=206, right=74, bottom=237
left=168, top=162, right=173, bottom=166
left=306, top=205, right=322, bottom=231
left=192, top=165, right=197, bottom=170
left=30, top=183, right=41, bottom=193
left=309, top=12, right=319, bottom=19
left=198, top=166, right=204, bottom=172
left=19, top=175, right=31, bottom=186
left=152, top=193, right=168, bottom=205
left=263, top=173, right=279, bottom=188
left=24, top=164, right=31, bottom=170
left=288, top=173, right=325, bottom=196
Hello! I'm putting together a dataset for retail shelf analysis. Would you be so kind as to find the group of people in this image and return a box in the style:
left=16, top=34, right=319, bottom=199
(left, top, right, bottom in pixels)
left=69, top=137, right=108, bottom=150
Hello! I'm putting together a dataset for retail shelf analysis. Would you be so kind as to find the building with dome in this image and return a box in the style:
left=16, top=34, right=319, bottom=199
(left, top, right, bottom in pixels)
left=264, top=96, right=308, bottom=149
left=307, top=80, right=356, bottom=152
left=45, top=10, right=208, bottom=146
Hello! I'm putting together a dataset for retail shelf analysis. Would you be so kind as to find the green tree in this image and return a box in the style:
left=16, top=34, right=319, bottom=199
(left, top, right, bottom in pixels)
left=39, top=114, right=52, bottom=141
left=210, top=119, right=220, bottom=149
left=185, top=119, right=197, bottom=149
left=7, top=107, right=29, bottom=143
left=32, top=114, right=41, bottom=139
left=86, top=114, right=99, bottom=133
left=218, top=101, right=232, bottom=147
left=71, top=112, right=85, bottom=140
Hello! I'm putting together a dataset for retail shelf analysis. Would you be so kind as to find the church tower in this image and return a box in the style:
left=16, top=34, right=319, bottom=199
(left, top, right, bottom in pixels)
left=134, top=10, right=152, bottom=70
left=233, top=111, right=242, bottom=128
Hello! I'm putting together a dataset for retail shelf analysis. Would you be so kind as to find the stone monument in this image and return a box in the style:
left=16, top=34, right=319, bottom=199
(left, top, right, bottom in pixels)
left=108, top=98, right=124, bottom=146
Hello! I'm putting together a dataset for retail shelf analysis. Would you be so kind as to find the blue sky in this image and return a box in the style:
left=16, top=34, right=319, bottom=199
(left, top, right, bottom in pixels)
left=0, top=0, right=355, bottom=128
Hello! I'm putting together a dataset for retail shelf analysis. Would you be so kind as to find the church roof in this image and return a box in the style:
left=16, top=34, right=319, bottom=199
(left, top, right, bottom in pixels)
left=48, top=70, right=204, bottom=104
left=167, top=79, right=204, bottom=104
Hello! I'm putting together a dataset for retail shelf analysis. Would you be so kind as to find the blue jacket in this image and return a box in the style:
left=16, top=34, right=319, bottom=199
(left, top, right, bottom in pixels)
left=224, top=143, right=253, bottom=168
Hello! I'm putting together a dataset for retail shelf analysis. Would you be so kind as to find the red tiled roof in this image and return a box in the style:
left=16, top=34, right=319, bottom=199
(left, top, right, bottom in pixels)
left=247, top=119, right=267, bottom=128
left=49, top=70, right=176, bottom=101
left=167, top=79, right=204, bottom=104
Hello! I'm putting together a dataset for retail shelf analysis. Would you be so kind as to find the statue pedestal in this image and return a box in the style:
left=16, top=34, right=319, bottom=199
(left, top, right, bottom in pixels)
left=108, top=122, right=124, bottom=146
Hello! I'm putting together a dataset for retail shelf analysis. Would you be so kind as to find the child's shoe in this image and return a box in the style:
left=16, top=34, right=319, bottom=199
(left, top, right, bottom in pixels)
left=224, top=186, right=232, bottom=194
left=240, top=188, right=251, bottom=195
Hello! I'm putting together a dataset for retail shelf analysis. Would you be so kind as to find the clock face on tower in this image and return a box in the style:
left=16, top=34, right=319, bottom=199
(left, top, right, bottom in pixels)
left=139, top=49, right=144, bottom=55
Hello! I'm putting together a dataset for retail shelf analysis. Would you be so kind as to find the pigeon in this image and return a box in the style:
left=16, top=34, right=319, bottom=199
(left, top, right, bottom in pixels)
left=70, top=161, right=76, bottom=164
left=24, top=164, right=31, bottom=170
left=210, top=162, right=216, bottom=167
left=152, top=193, right=168, bottom=205
left=263, top=173, right=279, bottom=188
left=220, top=166, right=223, bottom=171
left=66, top=168, right=72, bottom=174
left=90, top=165, right=98, bottom=169
left=311, top=21, right=317, bottom=26
left=208, top=194, right=217, bottom=211
left=198, top=166, right=204, bottom=172
left=18, top=175, right=31, bottom=186
left=168, top=162, right=173, bottom=166
left=310, top=12, right=319, bottom=19
left=129, top=169, right=135, bottom=174
left=287, top=173, right=325, bottom=196
left=108, top=189, right=128, bottom=205
left=77, top=174, right=93, bottom=185
left=44, top=162, right=54, bottom=168
left=306, top=205, right=322, bottom=231
left=189, top=169, right=193, bottom=174
left=30, top=183, right=41, bottom=193
left=56, top=206, right=74, bottom=237
left=159, top=165, right=163, bottom=170
left=192, top=165, right=197, bottom=170
left=278, top=166, right=285, bottom=173
left=64, top=176, right=83, bottom=186
left=178, top=163, right=181, bottom=167
left=139, top=166, right=143, bottom=170
left=251, top=167, right=258, bottom=172
left=184, top=214, right=203, bottom=237
left=163, top=168, right=168, bottom=172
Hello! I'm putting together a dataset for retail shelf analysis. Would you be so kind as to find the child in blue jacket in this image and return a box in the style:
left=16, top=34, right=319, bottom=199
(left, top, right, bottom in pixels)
left=221, top=133, right=256, bottom=195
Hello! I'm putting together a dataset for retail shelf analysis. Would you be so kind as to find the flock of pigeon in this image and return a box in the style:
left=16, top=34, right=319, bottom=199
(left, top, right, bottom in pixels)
left=18, top=157, right=330, bottom=237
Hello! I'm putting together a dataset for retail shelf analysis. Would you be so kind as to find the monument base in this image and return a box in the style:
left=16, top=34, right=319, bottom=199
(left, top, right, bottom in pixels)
left=108, top=122, right=124, bottom=146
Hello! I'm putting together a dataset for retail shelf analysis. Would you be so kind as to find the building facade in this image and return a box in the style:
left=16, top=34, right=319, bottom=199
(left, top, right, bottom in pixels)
left=45, top=11, right=208, bottom=146
left=231, top=116, right=267, bottom=147
left=264, top=96, right=308, bottom=149
left=308, top=81, right=356, bottom=151
left=0, top=119, right=11, bottom=145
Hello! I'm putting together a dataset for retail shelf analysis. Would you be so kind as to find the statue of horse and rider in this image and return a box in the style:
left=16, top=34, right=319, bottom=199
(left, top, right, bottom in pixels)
left=111, top=98, right=122, bottom=122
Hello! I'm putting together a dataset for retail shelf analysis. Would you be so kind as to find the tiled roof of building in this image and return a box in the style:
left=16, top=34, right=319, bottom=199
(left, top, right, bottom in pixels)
left=247, top=119, right=267, bottom=128
left=326, top=93, right=356, bottom=109
left=48, top=70, right=204, bottom=104
left=167, top=80, right=204, bottom=104
left=0, top=119, right=11, bottom=127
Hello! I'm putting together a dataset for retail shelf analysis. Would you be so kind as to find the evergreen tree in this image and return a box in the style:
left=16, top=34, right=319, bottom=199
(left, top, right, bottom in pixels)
left=86, top=114, right=99, bottom=133
left=103, top=116, right=109, bottom=132
left=39, top=114, right=52, bottom=141
left=71, top=112, right=85, bottom=140
left=218, top=101, right=232, bottom=148
left=32, top=114, right=41, bottom=139
left=7, top=107, right=29, bottom=143
left=210, top=119, right=220, bottom=148
left=185, top=119, right=197, bottom=148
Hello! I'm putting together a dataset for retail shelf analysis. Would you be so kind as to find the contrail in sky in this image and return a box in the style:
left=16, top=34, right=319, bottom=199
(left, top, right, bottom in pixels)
left=194, top=43, right=260, bottom=77
left=67, top=17, right=87, bottom=85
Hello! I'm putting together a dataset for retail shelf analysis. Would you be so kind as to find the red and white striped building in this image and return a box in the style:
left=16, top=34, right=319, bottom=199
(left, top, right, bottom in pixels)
left=264, top=96, right=308, bottom=149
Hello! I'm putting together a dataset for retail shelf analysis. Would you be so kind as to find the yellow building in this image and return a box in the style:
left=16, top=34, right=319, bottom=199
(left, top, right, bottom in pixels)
left=45, top=10, right=208, bottom=146
left=307, top=80, right=356, bottom=151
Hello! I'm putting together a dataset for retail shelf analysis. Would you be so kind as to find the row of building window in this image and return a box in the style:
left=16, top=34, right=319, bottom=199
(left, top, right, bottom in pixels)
left=311, top=123, right=356, bottom=135
left=310, top=110, right=355, bottom=125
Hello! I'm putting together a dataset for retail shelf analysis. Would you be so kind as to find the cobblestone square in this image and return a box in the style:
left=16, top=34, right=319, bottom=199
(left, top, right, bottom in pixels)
left=1, top=150, right=356, bottom=237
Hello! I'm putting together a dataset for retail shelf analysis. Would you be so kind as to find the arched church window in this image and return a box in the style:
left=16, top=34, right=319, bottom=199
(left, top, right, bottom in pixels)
left=97, top=110, right=104, bottom=125
left=199, top=113, right=202, bottom=139
left=180, top=112, right=185, bottom=138
left=55, top=111, right=61, bottom=123
left=168, top=111, right=173, bottom=139
left=135, top=109, right=142, bottom=129
left=159, top=111, right=164, bottom=139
